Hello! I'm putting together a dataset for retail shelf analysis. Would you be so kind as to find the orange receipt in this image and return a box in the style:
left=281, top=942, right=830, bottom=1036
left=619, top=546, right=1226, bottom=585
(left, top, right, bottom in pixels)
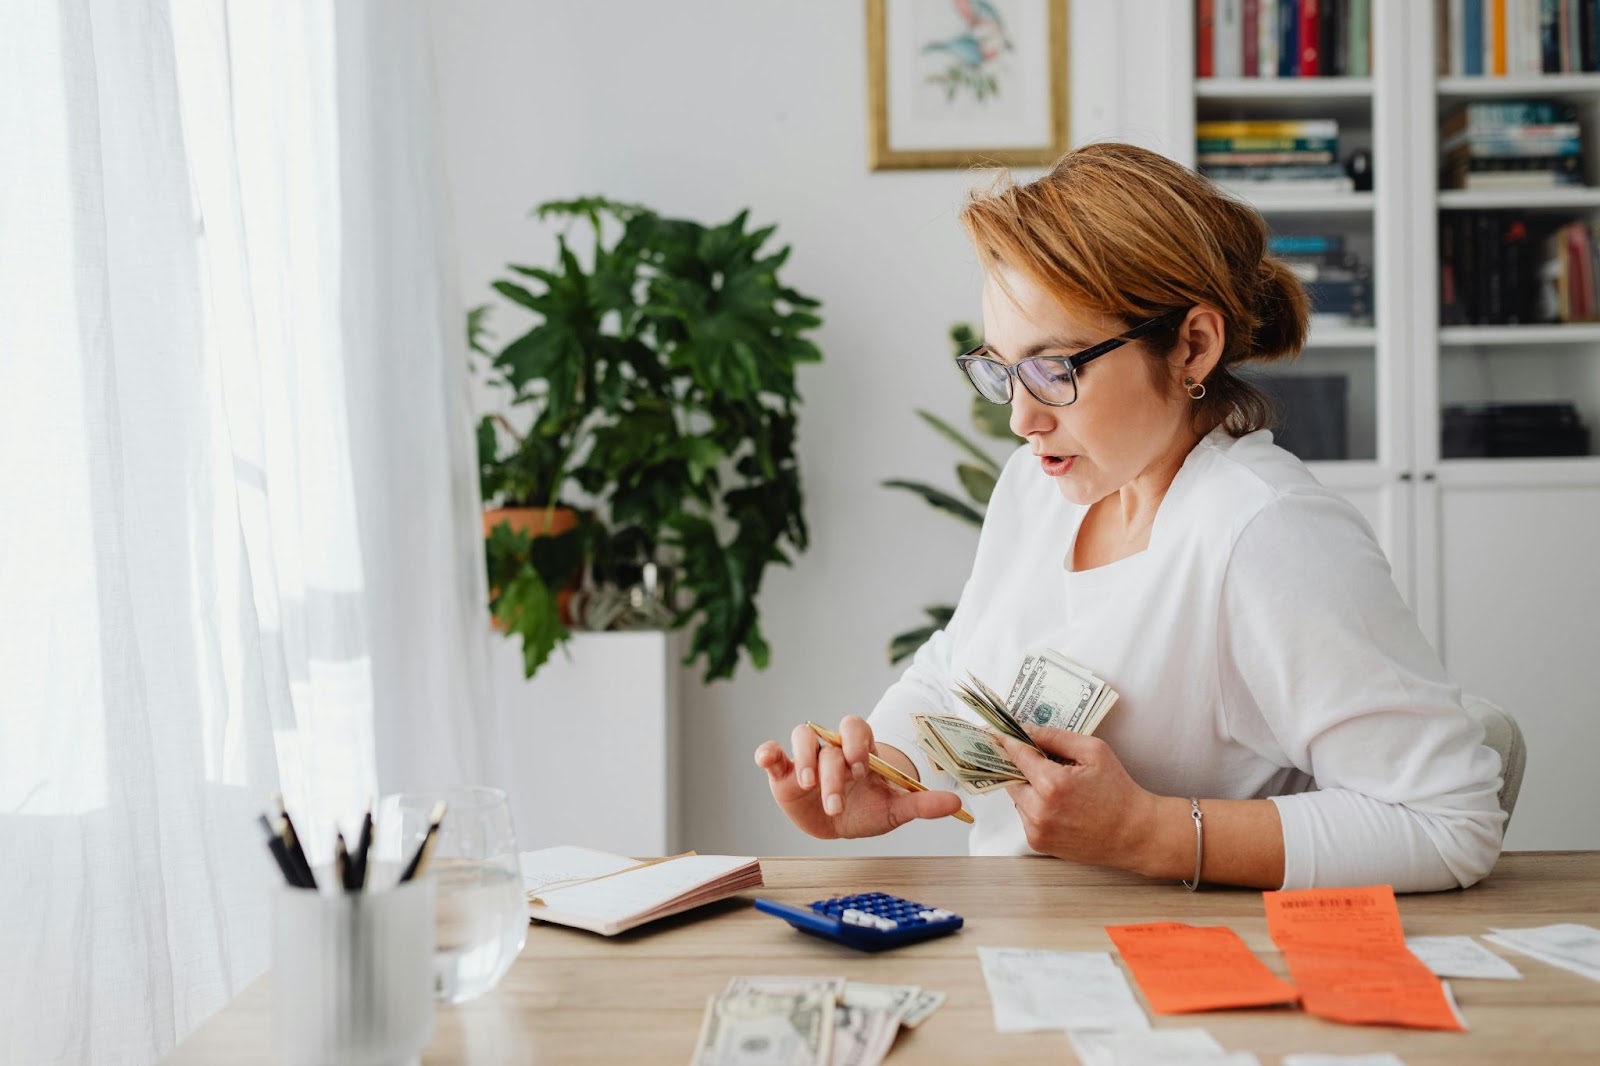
left=1263, top=884, right=1465, bottom=1032
left=1105, top=922, right=1300, bottom=1014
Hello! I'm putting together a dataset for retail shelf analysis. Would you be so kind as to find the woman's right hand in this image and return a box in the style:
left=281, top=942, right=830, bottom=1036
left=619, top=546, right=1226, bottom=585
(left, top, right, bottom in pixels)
left=753, top=715, right=963, bottom=839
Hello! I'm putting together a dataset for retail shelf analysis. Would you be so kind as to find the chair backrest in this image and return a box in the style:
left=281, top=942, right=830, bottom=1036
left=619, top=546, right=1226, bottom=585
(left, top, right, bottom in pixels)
left=1463, top=694, right=1526, bottom=828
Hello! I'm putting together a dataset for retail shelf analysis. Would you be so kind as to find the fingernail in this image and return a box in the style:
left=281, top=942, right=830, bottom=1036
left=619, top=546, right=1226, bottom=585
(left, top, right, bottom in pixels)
left=799, top=768, right=815, bottom=789
left=824, top=793, right=842, bottom=815
left=851, top=761, right=866, bottom=780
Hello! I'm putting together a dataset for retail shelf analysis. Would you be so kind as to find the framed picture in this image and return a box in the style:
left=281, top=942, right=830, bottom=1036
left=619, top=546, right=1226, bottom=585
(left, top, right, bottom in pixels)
left=866, top=0, right=1070, bottom=171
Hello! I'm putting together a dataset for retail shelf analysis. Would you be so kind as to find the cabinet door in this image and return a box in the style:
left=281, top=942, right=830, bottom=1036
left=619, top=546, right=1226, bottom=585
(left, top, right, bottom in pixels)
left=1427, top=478, right=1600, bottom=850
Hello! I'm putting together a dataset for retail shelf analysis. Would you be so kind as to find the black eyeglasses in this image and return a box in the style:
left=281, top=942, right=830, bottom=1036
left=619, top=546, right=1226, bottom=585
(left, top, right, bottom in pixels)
left=955, top=310, right=1186, bottom=408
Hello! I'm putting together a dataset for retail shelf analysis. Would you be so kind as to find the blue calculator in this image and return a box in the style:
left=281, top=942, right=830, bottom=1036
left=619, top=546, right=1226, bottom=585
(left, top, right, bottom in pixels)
left=753, top=892, right=964, bottom=952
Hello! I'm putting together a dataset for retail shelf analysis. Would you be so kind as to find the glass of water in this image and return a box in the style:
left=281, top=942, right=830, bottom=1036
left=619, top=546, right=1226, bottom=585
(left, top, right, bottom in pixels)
left=376, top=786, right=526, bottom=1004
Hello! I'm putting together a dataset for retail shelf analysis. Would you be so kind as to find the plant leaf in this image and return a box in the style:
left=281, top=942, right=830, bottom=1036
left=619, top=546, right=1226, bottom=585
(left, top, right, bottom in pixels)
left=956, top=463, right=997, bottom=505
left=880, top=479, right=984, bottom=527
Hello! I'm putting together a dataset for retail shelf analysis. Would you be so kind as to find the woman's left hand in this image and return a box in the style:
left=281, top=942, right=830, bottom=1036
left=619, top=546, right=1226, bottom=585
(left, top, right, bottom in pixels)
left=996, top=727, right=1159, bottom=870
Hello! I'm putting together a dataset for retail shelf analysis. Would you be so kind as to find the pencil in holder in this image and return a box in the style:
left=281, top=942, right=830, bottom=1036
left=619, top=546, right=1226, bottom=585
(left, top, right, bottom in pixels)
left=271, top=877, right=435, bottom=1066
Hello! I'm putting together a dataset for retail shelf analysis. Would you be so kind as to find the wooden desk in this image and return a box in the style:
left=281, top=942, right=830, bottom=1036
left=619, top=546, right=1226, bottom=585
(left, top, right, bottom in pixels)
left=165, top=852, right=1600, bottom=1065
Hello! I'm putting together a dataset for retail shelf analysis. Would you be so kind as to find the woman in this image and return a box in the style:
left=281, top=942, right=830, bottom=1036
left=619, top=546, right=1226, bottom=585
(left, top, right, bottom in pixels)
left=753, top=143, right=1505, bottom=893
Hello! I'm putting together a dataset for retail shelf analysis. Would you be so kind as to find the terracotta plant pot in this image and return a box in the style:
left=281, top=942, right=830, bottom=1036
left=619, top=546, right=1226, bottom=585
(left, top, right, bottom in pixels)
left=483, top=506, right=580, bottom=628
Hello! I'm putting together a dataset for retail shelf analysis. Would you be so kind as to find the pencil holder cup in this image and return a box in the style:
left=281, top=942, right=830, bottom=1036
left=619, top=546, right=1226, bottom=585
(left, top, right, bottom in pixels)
left=271, top=877, right=436, bottom=1066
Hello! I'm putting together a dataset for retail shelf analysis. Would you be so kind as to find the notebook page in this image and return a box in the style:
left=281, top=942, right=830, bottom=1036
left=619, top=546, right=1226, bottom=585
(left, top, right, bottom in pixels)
left=519, top=845, right=638, bottom=895
left=531, top=855, right=755, bottom=921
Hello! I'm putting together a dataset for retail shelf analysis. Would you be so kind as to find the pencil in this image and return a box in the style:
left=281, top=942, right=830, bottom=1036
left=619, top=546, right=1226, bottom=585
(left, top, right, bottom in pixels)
left=398, top=800, right=447, bottom=883
left=259, top=814, right=307, bottom=888
left=349, top=805, right=374, bottom=892
left=805, top=722, right=974, bottom=825
left=274, top=794, right=318, bottom=890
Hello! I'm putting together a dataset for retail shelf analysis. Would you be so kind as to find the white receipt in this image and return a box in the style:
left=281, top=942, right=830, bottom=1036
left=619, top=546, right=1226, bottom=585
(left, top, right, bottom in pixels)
left=1283, top=1055, right=1407, bottom=1066
left=1485, top=924, right=1600, bottom=983
left=1405, top=935, right=1522, bottom=980
left=977, top=948, right=1148, bottom=1034
left=1067, top=1027, right=1225, bottom=1066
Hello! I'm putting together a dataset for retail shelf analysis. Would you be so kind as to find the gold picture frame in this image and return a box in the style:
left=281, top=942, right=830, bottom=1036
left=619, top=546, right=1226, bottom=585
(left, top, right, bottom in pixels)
left=867, top=0, right=1070, bottom=171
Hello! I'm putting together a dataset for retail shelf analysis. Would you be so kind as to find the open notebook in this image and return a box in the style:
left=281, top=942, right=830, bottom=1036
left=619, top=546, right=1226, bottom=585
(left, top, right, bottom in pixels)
left=519, top=845, right=763, bottom=936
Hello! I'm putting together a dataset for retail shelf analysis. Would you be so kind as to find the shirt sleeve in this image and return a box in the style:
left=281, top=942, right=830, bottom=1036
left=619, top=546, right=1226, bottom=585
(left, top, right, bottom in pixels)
left=1217, top=489, right=1507, bottom=893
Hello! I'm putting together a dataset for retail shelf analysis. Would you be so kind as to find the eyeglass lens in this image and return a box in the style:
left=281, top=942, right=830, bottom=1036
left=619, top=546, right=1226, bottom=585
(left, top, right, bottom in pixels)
left=964, top=356, right=1078, bottom=406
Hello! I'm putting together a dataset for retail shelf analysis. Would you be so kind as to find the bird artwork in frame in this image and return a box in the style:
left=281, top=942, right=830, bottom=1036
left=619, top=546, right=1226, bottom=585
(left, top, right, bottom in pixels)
left=866, top=0, right=1069, bottom=170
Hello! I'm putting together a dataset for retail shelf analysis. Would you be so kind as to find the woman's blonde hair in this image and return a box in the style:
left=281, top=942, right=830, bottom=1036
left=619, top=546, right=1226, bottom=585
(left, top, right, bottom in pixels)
left=959, top=141, right=1310, bottom=436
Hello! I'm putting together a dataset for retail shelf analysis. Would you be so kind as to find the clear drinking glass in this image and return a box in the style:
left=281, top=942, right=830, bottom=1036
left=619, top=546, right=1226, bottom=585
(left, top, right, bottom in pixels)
left=375, top=786, right=527, bottom=1004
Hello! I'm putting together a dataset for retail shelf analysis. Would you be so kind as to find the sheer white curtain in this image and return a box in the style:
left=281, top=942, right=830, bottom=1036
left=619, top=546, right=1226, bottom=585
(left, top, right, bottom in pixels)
left=0, top=1, right=490, bottom=1062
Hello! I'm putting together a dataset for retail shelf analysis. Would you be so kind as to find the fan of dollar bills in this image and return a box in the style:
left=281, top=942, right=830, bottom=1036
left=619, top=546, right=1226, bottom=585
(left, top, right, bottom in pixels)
left=692, top=976, right=945, bottom=1066
left=912, top=648, right=1119, bottom=795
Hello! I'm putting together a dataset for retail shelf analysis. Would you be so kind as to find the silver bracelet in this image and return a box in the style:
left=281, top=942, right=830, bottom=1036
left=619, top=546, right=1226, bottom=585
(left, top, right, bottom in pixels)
left=1180, top=797, right=1203, bottom=891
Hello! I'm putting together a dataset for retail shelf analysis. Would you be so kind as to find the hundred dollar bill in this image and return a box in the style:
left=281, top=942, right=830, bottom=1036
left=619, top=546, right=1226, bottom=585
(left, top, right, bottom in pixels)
left=692, top=987, right=833, bottom=1066
left=725, top=976, right=845, bottom=1001
left=915, top=736, right=1013, bottom=795
left=828, top=1003, right=899, bottom=1066
left=839, top=982, right=920, bottom=1020
left=913, top=714, right=1025, bottom=778
left=898, top=989, right=947, bottom=1029
left=1007, top=647, right=1118, bottom=737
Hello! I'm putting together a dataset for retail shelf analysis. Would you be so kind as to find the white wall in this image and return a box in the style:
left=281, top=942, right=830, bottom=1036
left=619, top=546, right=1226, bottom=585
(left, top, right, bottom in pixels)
left=427, top=0, right=1183, bottom=856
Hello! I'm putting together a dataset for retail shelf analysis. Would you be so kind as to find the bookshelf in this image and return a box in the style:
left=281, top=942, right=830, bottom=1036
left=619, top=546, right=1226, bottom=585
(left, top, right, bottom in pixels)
left=1184, top=2, right=1600, bottom=851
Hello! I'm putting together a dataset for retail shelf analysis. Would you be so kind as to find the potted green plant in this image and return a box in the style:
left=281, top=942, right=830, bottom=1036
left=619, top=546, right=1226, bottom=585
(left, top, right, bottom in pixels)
left=883, top=323, right=1018, bottom=664
left=471, top=196, right=824, bottom=682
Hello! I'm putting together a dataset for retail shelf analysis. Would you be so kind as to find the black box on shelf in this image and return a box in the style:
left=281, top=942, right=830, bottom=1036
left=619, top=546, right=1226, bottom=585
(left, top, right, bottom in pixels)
left=1256, top=374, right=1350, bottom=462
left=1441, top=403, right=1591, bottom=458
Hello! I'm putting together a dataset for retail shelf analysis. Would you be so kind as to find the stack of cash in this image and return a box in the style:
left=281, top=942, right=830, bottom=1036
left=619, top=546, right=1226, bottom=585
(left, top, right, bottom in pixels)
left=911, top=648, right=1119, bottom=796
left=691, top=976, right=945, bottom=1066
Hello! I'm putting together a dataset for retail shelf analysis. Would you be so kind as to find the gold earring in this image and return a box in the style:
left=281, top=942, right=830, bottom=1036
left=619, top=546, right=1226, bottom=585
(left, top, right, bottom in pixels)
left=1184, top=377, right=1207, bottom=401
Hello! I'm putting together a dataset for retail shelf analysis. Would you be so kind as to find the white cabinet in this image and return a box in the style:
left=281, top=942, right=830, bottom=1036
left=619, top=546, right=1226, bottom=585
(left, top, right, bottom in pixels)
left=1177, top=1, right=1600, bottom=848
left=488, top=630, right=682, bottom=857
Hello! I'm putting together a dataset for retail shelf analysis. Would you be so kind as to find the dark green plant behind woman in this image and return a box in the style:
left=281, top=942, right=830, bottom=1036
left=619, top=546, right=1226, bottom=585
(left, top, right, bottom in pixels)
left=473, top=197, right=823, bottom=682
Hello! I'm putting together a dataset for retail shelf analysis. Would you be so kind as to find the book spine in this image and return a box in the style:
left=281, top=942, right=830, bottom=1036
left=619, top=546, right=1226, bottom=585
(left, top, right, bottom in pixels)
left=1559, top=0, right=1573, bottom=71
left=1197, top=118, right=1340, bottom=137
left=1202, top=163, right=1352, bottom=178
left=1260, top=0, right=1279, bottom=76
left=1465, top=0, right=1485, bottom=72
left=1270, top=233, right=1346, bottom=255
left=1217, top=0, right=1244, bottom=77
left=1244, top=0, right=1261, bottom=74
left=1441, top=213, right=1461, bottom=325
left=1349, top=0, right=1371, bottom=75
left=1444, top=137, right=1582, bottom=157
left=1198, top=136, right=1339, bottom=150
left=1198, top=150, right=1338, bottom=164
left=1582, top=0, right=1598, bottom=68
left=1493, top=0, right=1509, bottom=73
left=1504, top=216, right=1529, bottom=324
left=1280, top=0, right=1301, bottom=75
left=1542, top=0, right=1561, bottom=70
left=1322, top=0, right=1341, bottom=75
left=1199, top=0, right=1216, bottom=77
left=1300, top=0, right=1322, bottom=73
left=1517, top=0, right=1538, bottom=71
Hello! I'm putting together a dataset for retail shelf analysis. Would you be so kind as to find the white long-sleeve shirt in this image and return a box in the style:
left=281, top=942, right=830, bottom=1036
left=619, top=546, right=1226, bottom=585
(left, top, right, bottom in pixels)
left=868, top=428, right=1506, bottom=892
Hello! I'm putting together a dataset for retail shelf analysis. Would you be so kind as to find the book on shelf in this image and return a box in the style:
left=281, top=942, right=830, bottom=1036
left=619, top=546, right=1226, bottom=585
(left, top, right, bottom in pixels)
left=1440, top=211, right=1600, bottom=324
left=519, top=845, right=762, bottom=936
left=1197, top=0, right=1371, bottom=79
left=1442, top=403, right=1591, bottom=457
left=1197, top=119, right=1357, bottom=193
left=1439, top=100, right=1588, bottom=189
left=1435, top=0, right=1600, bottom=75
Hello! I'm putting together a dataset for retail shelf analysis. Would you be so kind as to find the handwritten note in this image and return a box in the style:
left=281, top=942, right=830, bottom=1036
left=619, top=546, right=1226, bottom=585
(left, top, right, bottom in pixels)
left=1263, top=885, right=1465, bottom=1032
left=1106, top=922, right=1300, bottom=1013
